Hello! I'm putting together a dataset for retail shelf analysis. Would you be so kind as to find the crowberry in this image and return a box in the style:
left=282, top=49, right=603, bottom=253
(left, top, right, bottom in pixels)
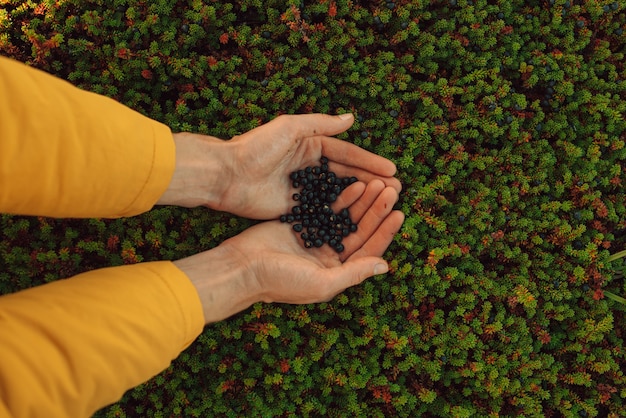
left=280, top=157, right=359, bottom=253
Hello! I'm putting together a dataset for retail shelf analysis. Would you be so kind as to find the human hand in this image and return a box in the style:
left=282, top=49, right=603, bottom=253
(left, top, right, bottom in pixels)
left=158, top=114, right=401, bottom=220
left=173, top=180, right=404, bottom=323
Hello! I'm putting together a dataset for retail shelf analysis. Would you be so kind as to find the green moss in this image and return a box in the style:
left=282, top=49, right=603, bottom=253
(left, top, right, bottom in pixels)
left=2, top=0, right=626, bottom=416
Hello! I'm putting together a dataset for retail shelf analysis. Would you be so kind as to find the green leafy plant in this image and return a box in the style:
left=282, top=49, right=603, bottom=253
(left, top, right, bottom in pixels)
left=604, top=250, right=626, bottom=305
left=2, top=0, right=626, bottom=416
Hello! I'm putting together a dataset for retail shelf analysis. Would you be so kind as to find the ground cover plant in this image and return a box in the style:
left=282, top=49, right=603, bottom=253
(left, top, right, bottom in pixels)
left=1, top=0, right=626, bottom=416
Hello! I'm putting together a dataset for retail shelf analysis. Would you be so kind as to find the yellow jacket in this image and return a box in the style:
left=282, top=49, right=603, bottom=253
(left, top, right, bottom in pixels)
left=0, top=56, right=205, bottom=417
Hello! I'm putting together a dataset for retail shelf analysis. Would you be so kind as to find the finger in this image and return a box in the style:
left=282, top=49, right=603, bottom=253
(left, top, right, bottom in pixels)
left=331, top=181, right=366, bottom=212
left=344, top=179, right=386, bottom=224
left=347, top=210, right=405, bottom=261
left=271, top=113, right=355, bottom=138
left=341, top=186, right=399, bottom=259
left=319, top=256, right=390, bottom=300
left=320, top=136, right=397, bottom=178
left=327, top=161, right=402, bottom=194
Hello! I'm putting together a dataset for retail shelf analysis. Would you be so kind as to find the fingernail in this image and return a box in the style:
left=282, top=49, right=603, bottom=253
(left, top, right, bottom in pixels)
left=338, top=113, right=353, bottom=120
left=374, top=263, right=388, bottom=275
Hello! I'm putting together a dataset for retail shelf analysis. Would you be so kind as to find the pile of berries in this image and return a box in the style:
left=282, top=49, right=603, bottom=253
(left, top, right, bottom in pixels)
left=280, top=157, right=358, bottom=253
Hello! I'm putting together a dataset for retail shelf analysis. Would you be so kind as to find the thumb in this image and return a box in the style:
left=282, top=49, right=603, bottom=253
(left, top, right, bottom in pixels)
left=274, top=113, right=355, bottom=138
left=328, top=257, right=389, bottom=292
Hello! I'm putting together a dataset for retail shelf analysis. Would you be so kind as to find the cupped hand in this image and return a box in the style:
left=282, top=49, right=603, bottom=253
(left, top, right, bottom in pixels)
left=225, top=180, right=404, bottom=306
left=217, top=113, right=402, bottom=219
left=248, top=182, right=404, bottom=305
left=174, top=179, right=404, bottom=323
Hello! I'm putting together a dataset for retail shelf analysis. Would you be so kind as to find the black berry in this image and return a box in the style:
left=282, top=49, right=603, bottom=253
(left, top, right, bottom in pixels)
left=283, top=156, right=359, bottom=253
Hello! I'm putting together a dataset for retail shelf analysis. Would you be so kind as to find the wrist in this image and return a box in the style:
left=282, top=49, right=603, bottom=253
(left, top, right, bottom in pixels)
left=156, top=132, right=234, bottom=209
left=173, top=243, right=261, bottom=324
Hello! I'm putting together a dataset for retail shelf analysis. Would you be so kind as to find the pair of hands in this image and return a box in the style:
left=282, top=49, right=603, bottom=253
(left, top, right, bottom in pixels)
left=163, top=114, right=404, bottom=324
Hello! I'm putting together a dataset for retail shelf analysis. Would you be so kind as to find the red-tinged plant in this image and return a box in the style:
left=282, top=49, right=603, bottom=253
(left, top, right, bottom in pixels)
left=2, top=0, right=626, bottom=416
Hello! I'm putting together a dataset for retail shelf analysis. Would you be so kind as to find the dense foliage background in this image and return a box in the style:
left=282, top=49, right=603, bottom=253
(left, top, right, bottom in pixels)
left=1, top=0, right=626, bottom=416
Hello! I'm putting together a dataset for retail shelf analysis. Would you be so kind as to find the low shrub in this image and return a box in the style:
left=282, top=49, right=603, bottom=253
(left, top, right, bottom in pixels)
left=1, top=0, right=626, bottom=416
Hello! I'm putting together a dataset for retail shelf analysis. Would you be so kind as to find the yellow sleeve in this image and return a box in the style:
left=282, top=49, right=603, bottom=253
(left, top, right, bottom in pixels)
left=0, top=57, right=206, bottom=416
left=0, top=262, right=205, bottom=418
left=0, top=55, right=175, bottom=218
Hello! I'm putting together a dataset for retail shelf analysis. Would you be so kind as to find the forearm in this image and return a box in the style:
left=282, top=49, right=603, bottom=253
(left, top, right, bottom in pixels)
left=173, top=244, right=260, bottom=324
left=0, top=56, right=174, bottom=218
left=156, top=132, right=233, bottom=209
left=0, top=262, right=204, bottom=418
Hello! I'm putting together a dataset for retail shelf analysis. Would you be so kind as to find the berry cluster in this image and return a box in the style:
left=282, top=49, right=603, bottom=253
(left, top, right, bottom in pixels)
left=280, top=157, right=358, bottom=253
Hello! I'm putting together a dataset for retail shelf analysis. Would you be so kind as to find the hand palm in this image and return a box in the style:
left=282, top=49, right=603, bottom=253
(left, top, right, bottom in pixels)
left=220, top=180, right=404, bottom=304
left=225, top=130, right=323, bottom=218
left=220, top=114, right=401, bottom=219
